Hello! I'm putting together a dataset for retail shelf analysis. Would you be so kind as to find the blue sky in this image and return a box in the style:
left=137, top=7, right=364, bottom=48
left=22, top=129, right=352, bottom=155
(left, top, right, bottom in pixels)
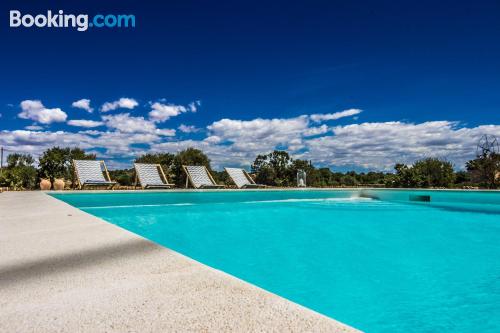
left=1, top=1, right=499, bottom=170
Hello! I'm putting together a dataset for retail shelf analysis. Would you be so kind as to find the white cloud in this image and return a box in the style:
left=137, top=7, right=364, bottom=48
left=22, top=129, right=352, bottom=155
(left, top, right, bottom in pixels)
left=100, top=98, right=138, bottom=112
left=188, top=100, right=201, bottom=112
left=67, top=119, right=104, bottom=128
left=205, top=117, right=500, bottom=170
left=18, top=100, right=67, bottom=124
left=0, top=130, right=83, bottom=150
left=204, top=135, right=222, bottom=144
left=202, top=116, right=312, bottom=167
left=72, top=99, right=94, bottom=113
left=178, top=124, right=201, bottom=133
left=0, top=129, right=166, bottom=161
left=102, top=113, right=175, bottom=136
left=303, top=124, right=329, bottom=137
left=207, top=116, right=309, bottom=147
left=4, top=106, right=500, bottom=172
left=25, top=125, right=44, bottom=131
left=300, top=121, right=500, bottom=170
left=148, top=101, right=199, bottom=122
left=155, top=128, right=177, bottom=136
left=310, top=108, right=362, bottom=122
left=102, top=113, right=155, bottom=133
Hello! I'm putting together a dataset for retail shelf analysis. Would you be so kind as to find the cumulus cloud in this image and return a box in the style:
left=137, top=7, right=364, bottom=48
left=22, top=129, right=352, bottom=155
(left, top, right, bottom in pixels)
left=310, top=108, right=362, bottom=122
left=71, top=99, right=94, bottom=113
left=178, top=124, right=201, bottom=133
left=303, top=124, right=329, bottom=137
left=148, top=100, right=199, bottom=122
left=300, top=121, right=500, bottom=170
left=100, top=98, right=138, bottom=112
left=155, top=128, right=177, bottom=136
left=67, top=119, right=104, bottom=128
left=102, top=113, right=156, bottom=133
left=0, top=130, right=83, bottom=150
left=207, top=116, right=309, bottom=147
left=25, top=125, right=44, bottom=131
left=204, top=117, right=499, bottom=170
left=202, top=116, right=313, bottom=167
left=18, top=100, right=67, bottom=124
left=0, top=129, right=166, bottom=160
left=204, top=135, right=222, bottom=144
left=102, top=113, right=175, bottom=136
left=3, top=106, right=500, bottom=171
left=188, top=100, right=201, bottom=112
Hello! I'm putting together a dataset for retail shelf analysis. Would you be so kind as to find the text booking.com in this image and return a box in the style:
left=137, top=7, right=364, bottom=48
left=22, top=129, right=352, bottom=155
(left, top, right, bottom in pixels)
left=10, top=10, right=135, bottom=32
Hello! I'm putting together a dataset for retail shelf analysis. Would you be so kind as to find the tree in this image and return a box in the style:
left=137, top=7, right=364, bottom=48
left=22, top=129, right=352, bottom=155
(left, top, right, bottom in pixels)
left=0, top=153, right=37, bottom=190
left=391, top=158, right=455, bottom=188
left=211, top=170, right=232, bottom=185
left=251, top=150, right=294, bottom=186
left=38, top=147, right=68, bottom=184
left=454, top=171, right=471, bottom=187
left=413, top=158, right=455, bottom=188
left=253, top=162, right=276, bottom=186
left=135, top=153, right=175, bottom=169
left=359, top=171, right=388, bottom=185
left=7, top=153, right=35, bottom=168
left=314, top=167, right=339, bottom=187
left=251, top=152, right=393, bottom=187
left=171, top=148, right=213, bottom=187
left=38, top=147, right=95, bottom=188
left=108, top=169, right=134, bottom=186
left=268, top=151, right=293, bottom=182
left=466, top=153, right=500, bottom=188
left=251, top=154, right=276, bottom=185
left=392, top=163, right=420, bottom=188
left=340, top=174, right=358, bottom=187
left=290, top=159, right=315, bottom=186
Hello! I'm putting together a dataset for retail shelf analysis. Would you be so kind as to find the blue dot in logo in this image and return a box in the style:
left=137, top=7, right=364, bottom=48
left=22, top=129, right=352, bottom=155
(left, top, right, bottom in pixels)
left=89, top=23, right=93, bottom=27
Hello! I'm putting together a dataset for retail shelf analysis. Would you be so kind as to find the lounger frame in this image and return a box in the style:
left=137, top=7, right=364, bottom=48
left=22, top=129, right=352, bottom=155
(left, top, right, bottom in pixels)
left=73, top=160, right=117, bottom=190
left=224, top=167, right=265, bottom=189
left=182, top=165, right=225, bottom=189
left=134, top=163, right=174, bottom=189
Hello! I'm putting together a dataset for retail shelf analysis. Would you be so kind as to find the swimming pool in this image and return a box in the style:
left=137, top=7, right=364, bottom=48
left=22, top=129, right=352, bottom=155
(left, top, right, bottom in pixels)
left=52, top=190, right=500, bottom=332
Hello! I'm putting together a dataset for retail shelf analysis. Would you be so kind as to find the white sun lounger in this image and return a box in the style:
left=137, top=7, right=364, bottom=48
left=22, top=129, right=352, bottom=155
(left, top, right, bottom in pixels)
left=134, top=163, right=174, bottom=189
left=224, top=167, right=265, bottom=189
left=73, top=160, right=116, bottom=189
left=183, top=165, right=224, bottom=189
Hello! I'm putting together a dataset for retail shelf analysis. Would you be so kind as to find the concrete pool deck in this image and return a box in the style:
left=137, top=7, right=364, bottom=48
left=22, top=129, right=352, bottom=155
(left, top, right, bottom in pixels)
left=0, top=191, right=358, bottom=332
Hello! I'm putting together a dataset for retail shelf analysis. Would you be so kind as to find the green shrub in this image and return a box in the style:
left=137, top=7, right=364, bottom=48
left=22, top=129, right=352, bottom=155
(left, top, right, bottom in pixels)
left=108, top=169, right=134, bottom=186
left=1, top=154, right=37, bottom=190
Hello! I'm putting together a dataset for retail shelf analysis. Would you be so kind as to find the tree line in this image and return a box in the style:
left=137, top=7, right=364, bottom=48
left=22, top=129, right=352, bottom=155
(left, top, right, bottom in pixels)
left=0, top=146, right=498, bottom=190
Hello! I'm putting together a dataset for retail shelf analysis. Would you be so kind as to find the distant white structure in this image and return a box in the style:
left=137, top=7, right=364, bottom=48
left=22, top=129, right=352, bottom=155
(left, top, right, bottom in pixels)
left=297, top=169, right=307, bottom=187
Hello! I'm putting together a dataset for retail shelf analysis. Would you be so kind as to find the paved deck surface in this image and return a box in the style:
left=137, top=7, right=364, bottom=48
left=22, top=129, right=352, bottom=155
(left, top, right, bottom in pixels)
left=0, top=191, right=358, bottom=332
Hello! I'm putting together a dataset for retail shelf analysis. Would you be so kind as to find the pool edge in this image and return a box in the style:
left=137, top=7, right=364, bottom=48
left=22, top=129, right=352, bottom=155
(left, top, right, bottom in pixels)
left=0, top=191, right=360, bottom=333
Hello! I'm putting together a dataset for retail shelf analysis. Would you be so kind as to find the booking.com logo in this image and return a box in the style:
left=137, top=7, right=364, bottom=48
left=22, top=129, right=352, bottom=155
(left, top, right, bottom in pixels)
left=9, top=10, right=135, bottom=32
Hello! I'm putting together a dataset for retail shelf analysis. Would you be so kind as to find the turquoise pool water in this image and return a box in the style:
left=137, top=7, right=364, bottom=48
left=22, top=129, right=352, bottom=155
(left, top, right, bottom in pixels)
left=52, top=190, right=500, bottom=332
